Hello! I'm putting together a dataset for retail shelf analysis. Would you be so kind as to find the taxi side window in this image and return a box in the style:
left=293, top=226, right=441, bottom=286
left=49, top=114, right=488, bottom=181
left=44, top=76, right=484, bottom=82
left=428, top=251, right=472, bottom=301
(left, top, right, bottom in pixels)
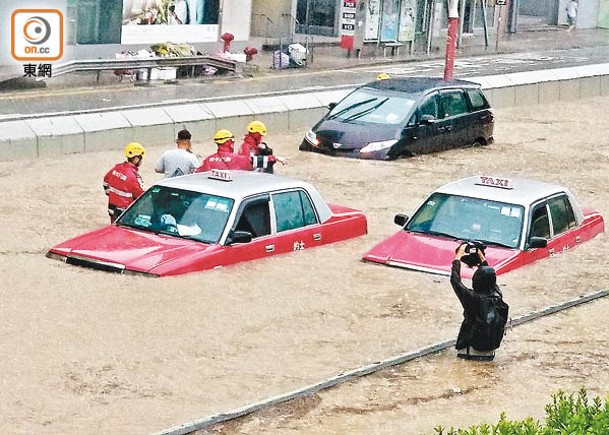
left=234, top=195, right=271, bottom=238
left=548, top=196, right=576, bottom=235
left=530, top=203, right=550, bottom=239
left=465, top=89, right=489, bottom=110
left=441, top=91, right=469, bottom=118
left=273, top=190, right=317, bottom=232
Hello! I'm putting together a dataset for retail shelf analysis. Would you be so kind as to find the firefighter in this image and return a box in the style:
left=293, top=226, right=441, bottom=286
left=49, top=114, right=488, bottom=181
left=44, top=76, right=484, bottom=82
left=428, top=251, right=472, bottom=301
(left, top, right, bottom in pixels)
left=239, top=120, right=268, bottom=156
left=238, top=120, right=286, bottom=173
left=103, top=142, right=146, bottom=223
left=196, top=129, right=252, bottom=172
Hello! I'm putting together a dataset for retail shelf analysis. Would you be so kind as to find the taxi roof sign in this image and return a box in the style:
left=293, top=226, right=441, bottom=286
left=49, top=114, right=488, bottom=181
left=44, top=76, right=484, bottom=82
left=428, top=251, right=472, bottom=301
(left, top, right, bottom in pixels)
left=208, top=169, right=233, bottom=182
left=475, top=176, right=513, bottom=189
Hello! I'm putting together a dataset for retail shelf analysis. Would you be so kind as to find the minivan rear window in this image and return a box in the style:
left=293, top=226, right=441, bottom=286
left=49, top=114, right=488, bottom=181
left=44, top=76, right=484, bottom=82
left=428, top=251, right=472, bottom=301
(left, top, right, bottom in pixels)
left=466, top=89, right=489, bottom=110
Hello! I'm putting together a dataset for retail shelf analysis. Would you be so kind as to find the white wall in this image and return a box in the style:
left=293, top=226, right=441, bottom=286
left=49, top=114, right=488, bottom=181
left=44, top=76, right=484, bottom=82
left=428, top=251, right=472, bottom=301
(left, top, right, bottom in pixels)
left=221, top=0, right=253, bottom=41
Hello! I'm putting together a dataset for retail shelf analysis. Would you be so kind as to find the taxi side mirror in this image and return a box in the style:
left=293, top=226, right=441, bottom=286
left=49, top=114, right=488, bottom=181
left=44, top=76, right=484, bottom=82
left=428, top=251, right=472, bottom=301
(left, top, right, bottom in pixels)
left=527, top=236, right=547, bottom=249
left=328, top=102, right=337, bottom=111
left=227, top=230, right=252, bottom=245
left=394, top=213, right=409, bottom=227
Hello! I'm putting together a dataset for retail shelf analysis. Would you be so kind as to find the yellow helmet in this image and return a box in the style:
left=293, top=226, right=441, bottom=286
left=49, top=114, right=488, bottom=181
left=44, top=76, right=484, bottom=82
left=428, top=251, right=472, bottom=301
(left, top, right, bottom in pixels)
left=213, top=129, right=235, bottom=144
left=376, top=73, right=391, bottom=80
left=247, top=120, right=267, bottom=135
left=124, top=142, right=146, bottom=158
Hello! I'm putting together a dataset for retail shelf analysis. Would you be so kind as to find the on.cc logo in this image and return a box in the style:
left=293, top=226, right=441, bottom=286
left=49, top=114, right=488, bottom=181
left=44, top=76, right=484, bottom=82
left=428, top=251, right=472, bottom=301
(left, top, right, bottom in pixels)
left=11, top=9, right=63, bottom=61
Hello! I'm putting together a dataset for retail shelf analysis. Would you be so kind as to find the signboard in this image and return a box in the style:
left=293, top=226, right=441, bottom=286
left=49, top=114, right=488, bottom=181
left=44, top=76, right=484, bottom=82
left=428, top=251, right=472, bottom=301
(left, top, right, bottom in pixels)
left=496, top=0, right=506, bottom=5
left=121, top=0, right=218, bottom=44
left=398, top=0, right=416, bottom=42
left=380, top=0, right=399, bottom=41
left=365, top=0, right=381, bottom=40
left=340, top=0, right=357, bottom=50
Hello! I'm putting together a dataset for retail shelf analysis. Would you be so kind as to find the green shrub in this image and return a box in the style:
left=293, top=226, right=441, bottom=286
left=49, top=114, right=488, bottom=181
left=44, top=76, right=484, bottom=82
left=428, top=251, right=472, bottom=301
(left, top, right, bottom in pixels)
left=433, top=388, right=609, bottom=435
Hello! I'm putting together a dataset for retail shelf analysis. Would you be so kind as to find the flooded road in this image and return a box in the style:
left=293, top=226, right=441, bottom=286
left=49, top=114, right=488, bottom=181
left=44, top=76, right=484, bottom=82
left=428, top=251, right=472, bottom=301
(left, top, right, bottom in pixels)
left=1, top=96, right=608, bottom=434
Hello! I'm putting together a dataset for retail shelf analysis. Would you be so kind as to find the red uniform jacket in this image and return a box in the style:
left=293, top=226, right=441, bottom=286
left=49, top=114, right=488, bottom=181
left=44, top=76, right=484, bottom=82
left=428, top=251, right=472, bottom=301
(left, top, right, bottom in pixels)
left=196, top=144, right=252, bottom=172
left=103, top=161, right=144, bottom=209
left=239, top=133, right=260, bottom=156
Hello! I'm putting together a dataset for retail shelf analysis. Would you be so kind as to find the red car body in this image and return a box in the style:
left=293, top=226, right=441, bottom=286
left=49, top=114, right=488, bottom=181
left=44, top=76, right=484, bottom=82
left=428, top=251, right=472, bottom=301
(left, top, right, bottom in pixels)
left=48, top=171, right=367, bottom=277
left=363, top=176, right=604, bottom=277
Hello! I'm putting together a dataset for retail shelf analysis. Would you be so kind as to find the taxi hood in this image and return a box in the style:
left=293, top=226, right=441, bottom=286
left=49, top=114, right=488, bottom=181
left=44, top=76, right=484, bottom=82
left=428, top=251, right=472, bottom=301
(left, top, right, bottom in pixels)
left=362, top=230, right=518, bottom=278
left=47, top=225, right=214, bottom=276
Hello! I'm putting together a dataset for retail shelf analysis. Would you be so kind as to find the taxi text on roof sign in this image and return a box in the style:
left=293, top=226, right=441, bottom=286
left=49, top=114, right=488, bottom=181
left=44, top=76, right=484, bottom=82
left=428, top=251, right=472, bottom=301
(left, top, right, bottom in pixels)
left=476, top=176, right=513, bottom=189
left=208, top=169, right=233, bottom=182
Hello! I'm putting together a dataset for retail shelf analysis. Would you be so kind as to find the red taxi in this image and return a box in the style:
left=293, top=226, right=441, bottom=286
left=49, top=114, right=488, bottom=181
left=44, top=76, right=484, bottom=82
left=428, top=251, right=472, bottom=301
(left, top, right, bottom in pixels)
left=47, top=170, right=367, bottom=277
left=363, top=176, right=604, bottom=277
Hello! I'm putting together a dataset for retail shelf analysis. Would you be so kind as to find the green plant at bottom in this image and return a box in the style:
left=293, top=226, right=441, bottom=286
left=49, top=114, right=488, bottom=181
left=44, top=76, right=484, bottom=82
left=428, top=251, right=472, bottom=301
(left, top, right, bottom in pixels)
left=433, top=387, right=609, bottom=435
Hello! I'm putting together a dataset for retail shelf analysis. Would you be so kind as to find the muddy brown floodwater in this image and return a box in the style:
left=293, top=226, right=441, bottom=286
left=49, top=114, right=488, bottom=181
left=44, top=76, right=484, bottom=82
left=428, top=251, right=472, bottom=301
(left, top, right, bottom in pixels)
left=1, top=97, right=608, bottom=435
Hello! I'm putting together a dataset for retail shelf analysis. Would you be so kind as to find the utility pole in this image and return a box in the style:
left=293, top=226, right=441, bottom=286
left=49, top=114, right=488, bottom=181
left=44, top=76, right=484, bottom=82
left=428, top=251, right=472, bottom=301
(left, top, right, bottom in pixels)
left=443, top=0, right=459, bottom=81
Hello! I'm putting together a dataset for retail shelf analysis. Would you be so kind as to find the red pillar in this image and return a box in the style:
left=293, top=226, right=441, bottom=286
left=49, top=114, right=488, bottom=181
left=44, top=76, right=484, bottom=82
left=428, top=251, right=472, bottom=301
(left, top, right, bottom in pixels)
left=443, top=0, right=459, bottom=81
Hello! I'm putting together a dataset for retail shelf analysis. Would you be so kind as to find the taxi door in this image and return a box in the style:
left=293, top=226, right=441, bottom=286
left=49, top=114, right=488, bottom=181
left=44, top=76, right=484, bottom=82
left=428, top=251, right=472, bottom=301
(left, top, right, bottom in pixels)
left=225, top=194, right=277, bottom=263
left=522, top=195, right=579, bottom=264
left=267, top=189, right=324, bottom=256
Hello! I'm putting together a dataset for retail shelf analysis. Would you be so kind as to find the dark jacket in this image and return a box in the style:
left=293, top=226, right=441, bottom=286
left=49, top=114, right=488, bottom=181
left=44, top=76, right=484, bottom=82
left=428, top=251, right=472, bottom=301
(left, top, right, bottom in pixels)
left=450, top=259, right=502, bottom=350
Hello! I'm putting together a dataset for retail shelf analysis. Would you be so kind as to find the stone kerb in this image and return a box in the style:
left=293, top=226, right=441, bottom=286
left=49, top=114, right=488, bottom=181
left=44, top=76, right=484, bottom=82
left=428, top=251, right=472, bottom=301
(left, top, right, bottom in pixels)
left=163, top=103, right=216, bottom=145
left=279, top=91, right=335, bottom=131
left=0, top=120, right=37, bottom=160
left=24, top=116, right=85, bottom=158
left=243, top=96, right=290, bottom=138
left=204, top=100, right=254, bottom=138
left=120, top=107, right=175, bottom=148
left=73, top=112, right=132, bottom=152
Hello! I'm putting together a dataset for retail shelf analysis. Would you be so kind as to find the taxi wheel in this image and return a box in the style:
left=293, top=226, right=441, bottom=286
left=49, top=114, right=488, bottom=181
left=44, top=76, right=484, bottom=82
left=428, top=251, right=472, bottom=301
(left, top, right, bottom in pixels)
left=471, top=138, right=487, bottom=147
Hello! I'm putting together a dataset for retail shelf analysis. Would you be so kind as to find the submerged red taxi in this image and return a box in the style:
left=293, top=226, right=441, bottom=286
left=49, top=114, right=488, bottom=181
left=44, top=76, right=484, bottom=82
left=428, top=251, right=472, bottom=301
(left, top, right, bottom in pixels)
left=363, top=176, right=604, bottom=277
left=47, top=170, right=367, bottom=277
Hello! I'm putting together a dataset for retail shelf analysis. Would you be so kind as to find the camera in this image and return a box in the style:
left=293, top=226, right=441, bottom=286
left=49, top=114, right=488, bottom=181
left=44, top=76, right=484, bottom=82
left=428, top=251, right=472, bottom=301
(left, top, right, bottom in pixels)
left=459, top=241, right=487, bottom=267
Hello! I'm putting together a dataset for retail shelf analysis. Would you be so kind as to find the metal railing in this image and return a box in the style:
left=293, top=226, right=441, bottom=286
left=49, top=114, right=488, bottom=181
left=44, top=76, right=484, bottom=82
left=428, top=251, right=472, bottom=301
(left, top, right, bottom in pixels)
left=51, top=55, right=238, bottom=80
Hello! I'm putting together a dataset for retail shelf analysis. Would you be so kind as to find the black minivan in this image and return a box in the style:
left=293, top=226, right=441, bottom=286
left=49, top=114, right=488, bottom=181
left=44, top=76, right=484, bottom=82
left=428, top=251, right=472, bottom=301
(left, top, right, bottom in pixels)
left=299, top=77, right=494, bottom=160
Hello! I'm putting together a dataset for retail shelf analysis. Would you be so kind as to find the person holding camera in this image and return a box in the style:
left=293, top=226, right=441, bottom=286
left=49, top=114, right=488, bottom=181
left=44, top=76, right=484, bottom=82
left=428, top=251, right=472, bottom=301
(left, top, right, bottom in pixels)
left=451, top=242, right=509, bottom=361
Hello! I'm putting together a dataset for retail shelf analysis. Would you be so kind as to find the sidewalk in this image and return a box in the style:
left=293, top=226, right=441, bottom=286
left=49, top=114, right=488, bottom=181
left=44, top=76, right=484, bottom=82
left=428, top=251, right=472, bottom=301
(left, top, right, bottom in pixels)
left=246, top=26, right=609, bottom=74
left=1, top=27, right=608, bottom=92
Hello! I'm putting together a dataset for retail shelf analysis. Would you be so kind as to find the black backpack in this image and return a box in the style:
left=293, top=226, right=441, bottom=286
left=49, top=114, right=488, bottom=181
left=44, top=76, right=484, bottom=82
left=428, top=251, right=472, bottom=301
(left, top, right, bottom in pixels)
left=470, top=292, right=509, bottom=351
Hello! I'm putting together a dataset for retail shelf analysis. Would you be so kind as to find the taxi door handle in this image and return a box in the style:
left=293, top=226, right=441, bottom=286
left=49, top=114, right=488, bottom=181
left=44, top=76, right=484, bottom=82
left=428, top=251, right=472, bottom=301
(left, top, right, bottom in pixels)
left=313, top=233, right=322, bottom=241
left=265, top=244, right=275, bottom=253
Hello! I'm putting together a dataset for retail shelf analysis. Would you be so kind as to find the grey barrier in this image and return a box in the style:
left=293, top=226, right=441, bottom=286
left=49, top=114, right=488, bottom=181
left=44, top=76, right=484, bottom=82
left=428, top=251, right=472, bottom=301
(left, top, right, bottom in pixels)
left=1, top=63, right=609, bottom=162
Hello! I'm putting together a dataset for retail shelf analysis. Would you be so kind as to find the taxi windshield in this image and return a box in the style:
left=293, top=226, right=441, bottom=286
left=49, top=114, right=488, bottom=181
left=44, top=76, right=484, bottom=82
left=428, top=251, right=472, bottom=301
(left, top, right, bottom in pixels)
left=328, top=88, right=416, bottom=125
left=406, top=193, right=524, bottom=249
left=117, top=186, right=234, bottom=244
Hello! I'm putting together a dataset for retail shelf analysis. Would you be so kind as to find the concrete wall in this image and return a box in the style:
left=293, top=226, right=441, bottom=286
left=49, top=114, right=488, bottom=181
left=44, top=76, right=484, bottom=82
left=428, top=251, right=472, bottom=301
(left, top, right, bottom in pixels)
left=1, top=63, right=609, bottom=161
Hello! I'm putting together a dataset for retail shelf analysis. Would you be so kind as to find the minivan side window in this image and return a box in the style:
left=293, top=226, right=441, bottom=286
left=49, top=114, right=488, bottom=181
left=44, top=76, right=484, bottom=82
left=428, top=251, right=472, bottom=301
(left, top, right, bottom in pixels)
left=441, top=91, right=469, bottom=118
left=465, top=89, right=489, bottom=110
left=419, top=95, right=439, bottom=120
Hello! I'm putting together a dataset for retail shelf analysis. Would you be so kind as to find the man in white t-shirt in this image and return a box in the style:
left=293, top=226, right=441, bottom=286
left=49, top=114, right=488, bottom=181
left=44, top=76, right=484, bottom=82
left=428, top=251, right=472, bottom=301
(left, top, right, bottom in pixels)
left=155, top=129, right=199, bottom=178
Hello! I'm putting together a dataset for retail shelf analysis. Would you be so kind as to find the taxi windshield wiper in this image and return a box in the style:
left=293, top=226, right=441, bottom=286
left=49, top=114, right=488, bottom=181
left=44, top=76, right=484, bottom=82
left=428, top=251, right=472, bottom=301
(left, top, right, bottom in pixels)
left=343, top=98, right=389, bottom=122
left=409, top=229, right=459, bottom=240
left=478, top=239, right=514, bottom=249
left=328, top=98, right=378, bottom=120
